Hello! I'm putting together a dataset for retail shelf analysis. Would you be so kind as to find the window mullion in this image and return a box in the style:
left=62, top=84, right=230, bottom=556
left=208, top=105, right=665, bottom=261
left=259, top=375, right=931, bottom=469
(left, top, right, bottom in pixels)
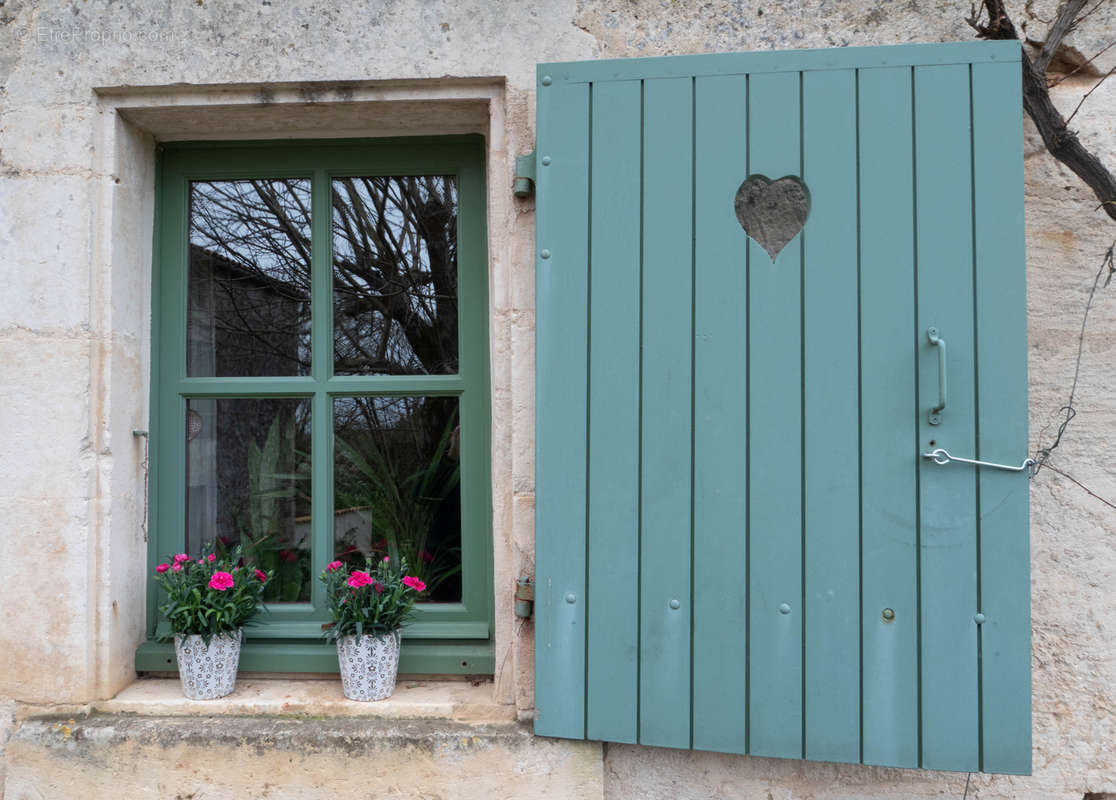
left=310, top=168, right=333, bottom=608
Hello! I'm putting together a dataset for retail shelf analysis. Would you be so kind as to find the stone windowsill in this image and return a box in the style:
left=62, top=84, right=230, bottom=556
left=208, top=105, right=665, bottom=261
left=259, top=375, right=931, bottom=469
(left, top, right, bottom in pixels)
left=94, top=678, right=517, bottom=724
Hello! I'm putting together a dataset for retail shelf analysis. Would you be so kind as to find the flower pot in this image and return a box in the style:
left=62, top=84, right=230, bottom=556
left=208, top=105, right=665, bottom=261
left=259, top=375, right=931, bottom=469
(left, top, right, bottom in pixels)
left=173, top=631, right=242, bottom=700
left=336, top=631, right=402, bottom=701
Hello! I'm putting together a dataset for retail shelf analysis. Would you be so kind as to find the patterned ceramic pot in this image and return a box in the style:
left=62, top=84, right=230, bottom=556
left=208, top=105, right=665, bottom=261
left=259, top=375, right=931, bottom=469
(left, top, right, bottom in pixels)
left=336, top=631, right=402, bottom=701
left=173, top=631, right=242, bottom=700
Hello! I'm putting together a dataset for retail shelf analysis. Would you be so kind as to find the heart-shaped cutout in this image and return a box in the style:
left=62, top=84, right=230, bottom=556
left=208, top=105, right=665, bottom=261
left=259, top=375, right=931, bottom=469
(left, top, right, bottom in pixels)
left=734, top=175, right=811, bottom=262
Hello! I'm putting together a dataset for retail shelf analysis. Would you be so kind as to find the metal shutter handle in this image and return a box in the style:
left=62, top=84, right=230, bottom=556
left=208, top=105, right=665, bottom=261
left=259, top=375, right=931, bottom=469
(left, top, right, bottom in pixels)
left=927, top=327, right=947, bottom=425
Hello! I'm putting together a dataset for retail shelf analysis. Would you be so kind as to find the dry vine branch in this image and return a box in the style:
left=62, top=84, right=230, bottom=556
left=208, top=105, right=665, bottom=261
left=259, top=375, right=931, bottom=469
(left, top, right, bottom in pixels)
left=968, top=0, right=1116, bottom=221
left=1031, top=238, right=1116, bottom=476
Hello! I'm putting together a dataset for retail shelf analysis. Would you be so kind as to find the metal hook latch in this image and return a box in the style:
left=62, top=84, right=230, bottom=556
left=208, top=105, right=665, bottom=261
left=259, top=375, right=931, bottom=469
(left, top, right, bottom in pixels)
left=921, top=448, right=1035, bottom=474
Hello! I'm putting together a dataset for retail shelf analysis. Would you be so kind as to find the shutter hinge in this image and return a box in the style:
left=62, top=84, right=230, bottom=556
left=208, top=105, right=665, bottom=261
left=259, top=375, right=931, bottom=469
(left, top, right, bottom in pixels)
left=514, top=576, right=534, bottom=619
left=513, top=151, right=536, bottom=199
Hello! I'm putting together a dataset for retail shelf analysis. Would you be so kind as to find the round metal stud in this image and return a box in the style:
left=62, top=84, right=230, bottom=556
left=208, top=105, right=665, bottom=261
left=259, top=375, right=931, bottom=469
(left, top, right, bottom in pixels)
left=669, top=599, right=681, bottom=610
left=778, top=603, right=791, bottom=615
left=541, top=156, right=552, bottom=166
left=882, top=608, right=895, bottom=622
left=541, top=75, right=553, bottom=86
left=974, top=612, right=986, bottom=624
left=565, top=593, right=576, bottom=604
left=540, top=249, right=551, bottom=260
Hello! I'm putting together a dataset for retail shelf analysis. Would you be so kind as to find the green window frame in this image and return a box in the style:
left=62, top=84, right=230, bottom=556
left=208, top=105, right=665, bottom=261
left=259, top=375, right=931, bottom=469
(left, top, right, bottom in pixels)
left=137, top=136, right=494, bottom=675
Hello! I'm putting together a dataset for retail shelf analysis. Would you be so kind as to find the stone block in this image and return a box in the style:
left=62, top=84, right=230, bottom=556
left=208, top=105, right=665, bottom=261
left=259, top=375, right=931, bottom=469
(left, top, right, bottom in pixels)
left=3, top=714, right=604, bottom=800
left=0, top=103, right=96, bottom=173
left=0, top=176, right=93, bottom=332
left=0, top=496, right=92, bottom=703
left=0, top=334, right=92, bottom=502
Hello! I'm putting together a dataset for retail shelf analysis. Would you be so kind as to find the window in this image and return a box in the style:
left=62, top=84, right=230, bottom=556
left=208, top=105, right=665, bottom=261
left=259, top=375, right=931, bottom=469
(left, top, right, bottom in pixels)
left=139, top=137, right=493, bottom=674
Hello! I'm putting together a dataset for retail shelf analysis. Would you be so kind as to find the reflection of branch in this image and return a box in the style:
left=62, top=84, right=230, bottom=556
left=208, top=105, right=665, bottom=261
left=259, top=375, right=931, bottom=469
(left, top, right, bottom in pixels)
left=969, top=0, right=1116, bottom=222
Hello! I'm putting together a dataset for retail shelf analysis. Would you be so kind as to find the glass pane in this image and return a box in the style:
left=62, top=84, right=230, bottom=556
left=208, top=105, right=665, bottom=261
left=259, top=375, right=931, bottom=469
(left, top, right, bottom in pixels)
left=188, top=179, right=312, bottom=376
left=186, top=398, right=312, bottom=602
left=332, top=176, right=459, bottom=376
left=333, top=396, right=461, bottom=602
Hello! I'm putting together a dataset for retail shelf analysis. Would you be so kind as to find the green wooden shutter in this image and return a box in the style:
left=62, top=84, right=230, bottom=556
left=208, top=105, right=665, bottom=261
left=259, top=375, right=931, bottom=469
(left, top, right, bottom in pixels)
left=534, top=41, right=1030, bottom=774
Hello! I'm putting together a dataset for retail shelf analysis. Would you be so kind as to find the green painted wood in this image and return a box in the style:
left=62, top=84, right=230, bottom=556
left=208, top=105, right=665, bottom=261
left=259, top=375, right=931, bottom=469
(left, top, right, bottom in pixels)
left=542, top=41, right=1020, bottom=86
left=914, top=64, right=980, bottom=772
left=971, top=59, right=1031, bottom=775
left=310, top=168, right=331, bottom=611
left=145, top=150, right=166, bottom=638
left=456, top=151, right=498, bottom=662
left=136, top=639, right=495, bottom=675
left=692, top=73, right=749, bottom=755
left=534, top=42, right=1027, bottom=774
left=746, top=69, right=804, bottom=760
left=586, top=79, right=642, bottom=744
left=638, top=76, right=694, bottom=750
left=857, top=65, right=921, bottom=769
left=801, top=68, right=861, bottom=765
left=147, top=137, right=493, bottom=676
left=534, top=78, right=591, bottom=739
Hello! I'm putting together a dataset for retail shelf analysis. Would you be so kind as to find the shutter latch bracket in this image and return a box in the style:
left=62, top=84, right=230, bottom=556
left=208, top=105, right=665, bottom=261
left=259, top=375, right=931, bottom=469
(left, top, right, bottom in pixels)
left=921, top=448, right=1035, bottom=474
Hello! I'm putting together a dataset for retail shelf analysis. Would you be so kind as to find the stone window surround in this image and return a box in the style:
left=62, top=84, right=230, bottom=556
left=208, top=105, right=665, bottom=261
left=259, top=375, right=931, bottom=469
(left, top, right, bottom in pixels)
left=90, top=77, right=529, bottom=712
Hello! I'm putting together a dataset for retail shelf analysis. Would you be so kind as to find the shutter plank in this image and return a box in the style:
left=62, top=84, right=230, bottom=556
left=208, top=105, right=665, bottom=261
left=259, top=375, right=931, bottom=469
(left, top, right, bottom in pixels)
left=534, top=77, right=590, bottom=740
left=692, top=73, right=749, bottom=755
left=747, top=70, right=804, bottom=760
left=587, top=80, right=642, bottom=744
left=858, top=65, right=920, bottom=768
left=915, top=63, right=980, bottom=772
left=639, top=76, right=694, bottom=749
left=972, top=59, right=1031, bottom=775
left=801, top=68, right=861, bottom=764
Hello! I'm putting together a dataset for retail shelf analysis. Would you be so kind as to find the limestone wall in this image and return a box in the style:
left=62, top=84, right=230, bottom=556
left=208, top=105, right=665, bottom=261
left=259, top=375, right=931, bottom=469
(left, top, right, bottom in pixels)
left=1, top=1, right=1114, bottom=797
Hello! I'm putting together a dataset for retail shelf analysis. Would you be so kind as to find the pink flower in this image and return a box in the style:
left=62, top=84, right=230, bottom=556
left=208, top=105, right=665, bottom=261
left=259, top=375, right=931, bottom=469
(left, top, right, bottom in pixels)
left=197, top=559, right=205, bottom=565
left=327, top=560, right=343, bottom=572
left=208, top=571, right=235, bottom=591
left=207, top=553, right=217, bottom=563
left=155, top=563, right=170, bottom=573
left=382, top=556, right=390, bottom=563
left=347, top=570, right=373, bottom=589
left=172, top=563, right=183, bottom=573
left=173, top=553, right=190, bottom=564
left=401, top=576, right=427, bottom=592
left=254, top=569, right=267, bottom=583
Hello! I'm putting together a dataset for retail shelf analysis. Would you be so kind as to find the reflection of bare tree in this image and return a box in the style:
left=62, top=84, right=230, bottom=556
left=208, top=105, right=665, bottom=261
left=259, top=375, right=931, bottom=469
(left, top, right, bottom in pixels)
left=187, top=175, right=458, bottom=378
left=333, top=395, right=462, bottom=601
left=187, top=174, right=463, bottom=599
left=189, top=179, right=313, bottom=376
left=332, top=176, right=458, bottom=376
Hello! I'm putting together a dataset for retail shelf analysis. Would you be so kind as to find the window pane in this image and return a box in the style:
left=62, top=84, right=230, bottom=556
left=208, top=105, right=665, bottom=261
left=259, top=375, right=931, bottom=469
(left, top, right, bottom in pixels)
left=332, top=176, right=459, bottom=376
left=186, top=397, right=312, bottom=602
left=188, top=179, right=312, bottom=376
left=333, top=396, right=461, bottom=602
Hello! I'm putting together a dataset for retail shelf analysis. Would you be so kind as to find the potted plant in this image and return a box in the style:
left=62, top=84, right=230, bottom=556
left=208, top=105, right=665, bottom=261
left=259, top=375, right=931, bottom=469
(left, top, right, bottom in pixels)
left=152, top=549, right=271, bottom=700
left=320, top=555, right=426, bottom=701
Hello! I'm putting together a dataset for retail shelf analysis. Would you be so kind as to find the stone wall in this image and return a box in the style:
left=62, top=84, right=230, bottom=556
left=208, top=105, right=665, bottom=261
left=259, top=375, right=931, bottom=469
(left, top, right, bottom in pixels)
left=1, top=1, right=1114, bottom=797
